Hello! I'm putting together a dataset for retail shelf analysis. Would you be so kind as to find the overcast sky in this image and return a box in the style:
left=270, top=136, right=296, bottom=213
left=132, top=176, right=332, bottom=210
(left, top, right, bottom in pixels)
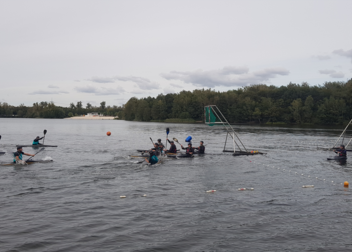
left=1, top=0, right=351, bottom=107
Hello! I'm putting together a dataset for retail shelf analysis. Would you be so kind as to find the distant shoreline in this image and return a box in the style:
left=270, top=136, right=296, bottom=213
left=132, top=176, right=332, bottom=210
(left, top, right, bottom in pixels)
left=64, top=116, right=117, bottom=120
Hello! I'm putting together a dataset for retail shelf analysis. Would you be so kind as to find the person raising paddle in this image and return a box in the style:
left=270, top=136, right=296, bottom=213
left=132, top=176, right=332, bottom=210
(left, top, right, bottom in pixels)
left=164, top=139, right=177, bottom=154
left=180, top=143, right=194, bottom=157
left=33, top=136, right=44, bottom=145
left=13, top=146, right=34, bottom=164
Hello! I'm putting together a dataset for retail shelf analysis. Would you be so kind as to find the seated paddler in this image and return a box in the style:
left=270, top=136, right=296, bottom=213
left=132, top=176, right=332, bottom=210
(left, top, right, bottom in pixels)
left=165, top=139, right=177, bottom=154
left=33, top=136, right=44, bottom=145
left=195, top=141, right=205, bottom=154
left=180, top=142, right=194, bottom=156
left=145, top=150, right=159, bottom=165
left=146, top=143, right=161, bottom=156
left=14, top=146, right=35, bottom=164
left=335, top=144, right=347, bottom=158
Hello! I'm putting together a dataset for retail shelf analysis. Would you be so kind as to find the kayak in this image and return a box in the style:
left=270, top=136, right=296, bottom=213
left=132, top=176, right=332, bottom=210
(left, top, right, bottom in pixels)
left=1, top=160, right=54, bottom=166
left=327, top=156, right=347, bottom=161
left=233, top=151, right=265, bottom=156
left=166, top=154, right=194, bottom=158
left=0, top=152, right=5, bottom=155
left=137, top=149, right=180, bottom=152
left=16, top=145, right=58, bottom=147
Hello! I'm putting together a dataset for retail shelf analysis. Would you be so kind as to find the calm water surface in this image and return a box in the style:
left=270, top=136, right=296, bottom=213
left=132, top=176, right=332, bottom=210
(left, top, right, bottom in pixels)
left=0, top=118, right=352, bottom=251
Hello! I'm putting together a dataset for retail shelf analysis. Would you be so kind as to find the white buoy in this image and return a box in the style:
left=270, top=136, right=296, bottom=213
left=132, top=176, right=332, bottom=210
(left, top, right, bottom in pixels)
left=120, top=196, right=126, bottom=198
left=302, top=185, right=314, bottom=188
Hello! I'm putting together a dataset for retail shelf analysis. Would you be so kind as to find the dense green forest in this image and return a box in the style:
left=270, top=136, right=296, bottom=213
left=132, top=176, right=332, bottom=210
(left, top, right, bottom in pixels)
left=0, top=101, right=123, bottom=119
left=1, top=79, right=352, bottom=124
left=121, top=79, right=352, bottom=125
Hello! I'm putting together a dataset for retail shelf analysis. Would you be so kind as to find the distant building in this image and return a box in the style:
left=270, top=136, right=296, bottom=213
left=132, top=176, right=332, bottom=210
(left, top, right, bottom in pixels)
left=86, top=112, right=102, bottom=117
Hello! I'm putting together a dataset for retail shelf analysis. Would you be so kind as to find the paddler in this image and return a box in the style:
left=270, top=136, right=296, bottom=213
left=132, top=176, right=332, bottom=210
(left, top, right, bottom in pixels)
left=195, top=141, right=205, bottom=154
left=146, top=143, right=161, bottom=156
left=335, top=144, right=347, bottom=158
left=165, top=139, right=177, bottom=154
left=145, top=150, right=159, bottom=165
left=13, top=146, right=34, bottom=164
left=157, top=139, right=165, bottom=150
left=180, top=142, right=194, bottom=156
left=33, top=136, right=44, bottom=145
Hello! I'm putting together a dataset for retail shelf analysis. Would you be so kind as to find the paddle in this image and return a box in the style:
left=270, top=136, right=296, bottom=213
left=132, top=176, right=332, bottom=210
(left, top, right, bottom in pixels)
left=166, top=128, right=170, bottom=150
left=25, top=147, right=45, bottom=162
left=43, top=129, right=47, bottom=144
left=172, top=137, right=183, bottom=147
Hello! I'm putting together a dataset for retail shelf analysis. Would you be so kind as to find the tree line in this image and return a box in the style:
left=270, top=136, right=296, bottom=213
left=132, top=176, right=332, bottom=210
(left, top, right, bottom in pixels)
left=121, top=79, right=352, bottom=125
left=2, top=79, right=352, bottom=124
left=0, top=101, right=123, bottom=119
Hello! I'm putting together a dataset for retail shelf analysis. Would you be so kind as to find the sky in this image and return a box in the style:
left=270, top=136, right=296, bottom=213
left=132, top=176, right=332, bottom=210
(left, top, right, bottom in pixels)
left=1, top=0, right=352, bottom=107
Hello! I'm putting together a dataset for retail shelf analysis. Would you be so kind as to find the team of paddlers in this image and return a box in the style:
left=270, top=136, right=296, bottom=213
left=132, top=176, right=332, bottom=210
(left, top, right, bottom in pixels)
left=145, top=138, right=205, bottom=165
left=4, top=133, right=347, bottom=166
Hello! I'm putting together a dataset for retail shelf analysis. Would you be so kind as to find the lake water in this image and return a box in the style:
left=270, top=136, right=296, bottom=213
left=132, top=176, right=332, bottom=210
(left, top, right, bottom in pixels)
left=0, top=118, right=352, bottom=251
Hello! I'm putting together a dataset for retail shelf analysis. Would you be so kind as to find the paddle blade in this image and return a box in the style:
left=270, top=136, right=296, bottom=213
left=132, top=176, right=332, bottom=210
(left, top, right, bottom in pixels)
left=166, top=128, right=170, bottom=135
left=0, top=135, right=1, bottom=140
left=173, top=137, right=179, bottom=142
left=44, top=129, right=47, bottom=135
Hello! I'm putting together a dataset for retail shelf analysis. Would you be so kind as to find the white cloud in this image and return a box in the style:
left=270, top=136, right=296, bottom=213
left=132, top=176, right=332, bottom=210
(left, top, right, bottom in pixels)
left=333, top=49, right=352, bottom=63
left=74, top=85, right=125, bottom=95
left=161, top=66, right=289, bottom=88
left=171, top=83, right=184, bottom=88
left=319, top=69, right=344, bottom=78
left=88, top=77, right=116, bottom=83
left=29, top=90, right=69, bottom=95
left=88, top=75, right=160, bottom=90
left=312, top=55, right=331, bottom=60
left=114, top=76, right=160, bottom=90
left=163, top=86, right=176, bottom=94
left=48, top=84, right=59, bottom=88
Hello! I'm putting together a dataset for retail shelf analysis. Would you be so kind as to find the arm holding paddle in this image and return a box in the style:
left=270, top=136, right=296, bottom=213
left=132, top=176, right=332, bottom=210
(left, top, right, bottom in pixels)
left=14, top=152, right=34, bottom=165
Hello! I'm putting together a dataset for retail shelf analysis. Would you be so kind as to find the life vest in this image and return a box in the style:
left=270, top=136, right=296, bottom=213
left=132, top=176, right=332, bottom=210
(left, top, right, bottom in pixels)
left=150, top=155, right=159, bottom=165
left=33, top=140, right=39, bottom=145
left=198, top=145, right=205, bottom=154
left=186, top=147, right=194, bottom=155
left=169, top=145, right=177, bottom=153
left=339, top=149, right=347, bottom=157
left=13, top=152, right=23, bottom=163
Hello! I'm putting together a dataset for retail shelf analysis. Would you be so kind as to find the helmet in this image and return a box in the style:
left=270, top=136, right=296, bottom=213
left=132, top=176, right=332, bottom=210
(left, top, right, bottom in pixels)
left=170, top=141, right=174, bottom=143
left=200, top=141, right=204, bottom=144
left=188, top=143, right=192, bottom=146
left=340, top=144, right=345, bottom=148
left=158, top=139, right=161, bottom=142
left=154, top=143, right=159, bottom=146
left=17, top=146, right=23, bottom=150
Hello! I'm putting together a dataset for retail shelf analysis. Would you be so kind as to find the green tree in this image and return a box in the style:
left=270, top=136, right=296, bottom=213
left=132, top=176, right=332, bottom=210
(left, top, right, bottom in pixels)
left=100, top=101, right=106, bottom=110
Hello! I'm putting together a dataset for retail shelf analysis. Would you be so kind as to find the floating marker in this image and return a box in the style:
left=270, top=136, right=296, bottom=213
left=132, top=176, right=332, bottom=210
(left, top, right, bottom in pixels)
left=107, top=131, right=111, bottom=136
left=206, top=190, right=216, bottom=193
left=344, top=181, right=349, bottom=187
left=143, top=194, right=147, bottom=197
left=302, top=185, right=314, bottom=188
left=120, top=195, right=126, bottom=198
left=238, top=188, right=246, bottom=191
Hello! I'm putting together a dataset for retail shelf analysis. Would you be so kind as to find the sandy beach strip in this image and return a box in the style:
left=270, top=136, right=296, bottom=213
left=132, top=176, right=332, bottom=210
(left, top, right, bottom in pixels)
left=65, top=116, right=117, bottom=120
